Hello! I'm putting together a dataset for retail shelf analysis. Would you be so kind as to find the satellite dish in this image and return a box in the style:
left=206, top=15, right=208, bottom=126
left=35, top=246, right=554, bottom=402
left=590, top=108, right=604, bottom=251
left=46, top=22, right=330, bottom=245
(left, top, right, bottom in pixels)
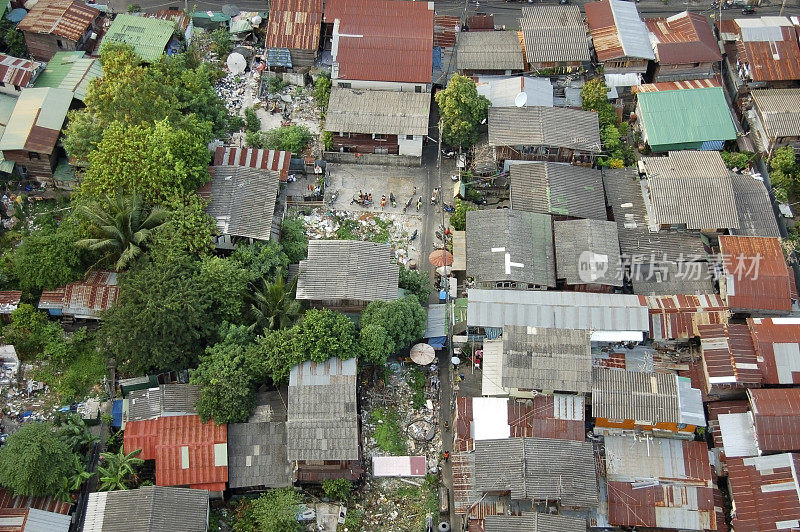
left=514, top=91, right=528, bottom=107
left=250, top=15, right=262, bottom=26
left=226, top=52, right=246, bottom=75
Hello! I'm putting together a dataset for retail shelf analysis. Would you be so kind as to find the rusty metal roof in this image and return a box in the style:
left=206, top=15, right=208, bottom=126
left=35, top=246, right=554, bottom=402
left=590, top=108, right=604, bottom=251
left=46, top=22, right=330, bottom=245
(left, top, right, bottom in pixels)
left=0, top=290, right=21, bottom=314
left=735, top=20, right=800, bottom=82
left=213, top=145, right=291, bottom=181
left=641, top=294, right=729, bottom=341
left=719, top=236, right=792, bottom=314
left=727, top=453, right=800, bottom=531
left=434, top=15, right=459, bottom=47
left=586, top=0, right=654, bottom=62
left=326, top=0, right=434, bottom=84
left=634, top=76, right=721, bottom=93
left=707, top=400, right=750, bottom=450
left=698, top=323, right=762, bottom=389
left=467, top=14, right=493, bottom=31
left=748, top=388, right=800, bottom=453
left=748, top=317, right=800, bottom=385
left=0, top=87, right=71, bottom=154
left=265, top=0, right=323, bottom=51
left=0, top=488, right=71, bottom=515
left=0, top=54, right=42, bottom=89
left=645, top=12, right=721, bottom=64
left=17, top=0, right=98, bottom=41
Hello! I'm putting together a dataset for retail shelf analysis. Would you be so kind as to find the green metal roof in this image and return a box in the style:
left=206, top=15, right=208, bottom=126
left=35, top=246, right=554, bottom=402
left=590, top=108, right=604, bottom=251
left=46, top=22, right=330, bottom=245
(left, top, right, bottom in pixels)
left=100, top=14, right=175, bottom=62
left=0, top=93, right=15, bottom=173
left=638, top=87, right=737, bottom=150
left=0, top=87, right=72, bottom=153
left=33, top=51, right=102, bottom=101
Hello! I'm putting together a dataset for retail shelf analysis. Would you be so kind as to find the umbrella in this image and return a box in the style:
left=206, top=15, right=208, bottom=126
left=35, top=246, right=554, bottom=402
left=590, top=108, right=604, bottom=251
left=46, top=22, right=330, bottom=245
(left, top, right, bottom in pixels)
left=410, top=343, right=436, bottom=365
left=7, top=8, right=27, bottom=23
left=429, top=249, right=454, bottom=267
left=226, top=52, right=247, bottom=75
left=436, top=265, right=452, bottom=276
left=450, top=356, right=461, bottom=366
left=221, top=3, right=240, bottom=16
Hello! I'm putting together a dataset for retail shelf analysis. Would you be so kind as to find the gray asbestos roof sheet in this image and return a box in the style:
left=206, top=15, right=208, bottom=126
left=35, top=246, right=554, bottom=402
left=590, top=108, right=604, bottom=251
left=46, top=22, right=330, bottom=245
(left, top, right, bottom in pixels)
left=484, top=513, right=587, bottom=532
left=296, top=240, right=399, bottom=303
left=128, top=384, right=200, bottom=422
left=752, top=88, right=800, bottom=138
left=730, top=173, right=781, bottom=238
left=520, top=5, right=591, bottom=63
left=488, top=106, right=601, bottom=152
left=227, top=422, right=291, bottom=489
left=205, top=165, right=280, bottom=241
left=474, top=437, right=598, bottom=508
left=510, top=162, right=607, bottom=220
left=592, top=368, right=681, bottom=424
left=554, top=218, right=623, bottom=287
left=456, top=31, right=524, bottom=71
left=83, top=486, right=208, bottom=532
left=466, top=209, right=555, bottom=287
left=325, top=87, right=431, bottom=136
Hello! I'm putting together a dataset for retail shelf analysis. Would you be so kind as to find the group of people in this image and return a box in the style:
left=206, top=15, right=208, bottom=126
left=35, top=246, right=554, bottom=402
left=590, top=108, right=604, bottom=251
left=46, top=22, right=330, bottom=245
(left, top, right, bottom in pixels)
left=357, top=191, right=373, bottom=204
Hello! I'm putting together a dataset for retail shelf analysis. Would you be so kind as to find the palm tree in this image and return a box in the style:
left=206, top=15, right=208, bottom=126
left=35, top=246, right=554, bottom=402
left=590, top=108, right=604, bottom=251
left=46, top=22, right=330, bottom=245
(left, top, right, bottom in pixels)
left=97, top=448, right=144, bottom=491
left=247, top=271, right=302, bottom=331
left=77, top=194, right=169, bottom=271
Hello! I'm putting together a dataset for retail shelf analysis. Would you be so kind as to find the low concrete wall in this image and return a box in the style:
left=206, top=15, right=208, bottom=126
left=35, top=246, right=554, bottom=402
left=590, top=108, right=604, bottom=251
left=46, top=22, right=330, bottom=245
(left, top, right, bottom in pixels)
left=282, top=71, right=307, bottom=86
left=323, top=151, right=421, bottom=167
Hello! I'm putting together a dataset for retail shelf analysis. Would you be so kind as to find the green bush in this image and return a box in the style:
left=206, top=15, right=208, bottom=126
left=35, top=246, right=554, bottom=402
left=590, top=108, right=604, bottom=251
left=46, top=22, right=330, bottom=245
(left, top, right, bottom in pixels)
left=322, top=478, right=353, bottom=501
left=370, top=408, right=407, bottom=455
left=398, top=267, right=432, bottom=306
left=450, top=199, right=477, bottom=231
left=264, top=76, right=288, bottom=93
left=721, top=150, right=755, bottom=170
left=244, top=107, right=261, bottom=134
left=249, top=126, right=313, bottom=154
left=407, top=367, right=426, bottom=409
left=227, top=115, right=244, bottom=132
left=314, top=74, right=332, bottom=112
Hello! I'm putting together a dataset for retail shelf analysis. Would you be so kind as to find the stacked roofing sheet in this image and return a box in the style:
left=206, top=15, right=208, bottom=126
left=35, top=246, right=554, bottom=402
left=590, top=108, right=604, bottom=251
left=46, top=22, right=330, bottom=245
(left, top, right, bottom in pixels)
left=325, top=0, right=434, bottom=84
left=213, top=146, right=291, bottom=181
left=727, top=453, right=800, bottom=531
left=731, top=173, right=781, bottom=238
left=752, top=88, right=800, bottom=139
left=325, top=88, right=431, bottom=136
left=585, top=0, right=654, bottom=61
left=554, top=219, right=622, bottom=287
left=519, top=6, right=590, bottom=64
left=16, top=0, right=98, bottom=41
left=0, top=54, right=42, bottom=89
left=265, top=0, right=323, bottom=51
left=645, top=11, right=722, bottom=65
left=84, top=486, right=209, bottom=532
left=489, top=106, right=601, bottom=152
left=749, top=317, right=800, bottom=384
left=0, top=87, right=72, bottom=154
left=456, top=31, right=524, bottom=71
left=643, top=294, right=729, bottom=341
left=509, top=162, right=606, bottom=220
left=474, top=437, right=597, bottom=507
left=718, top=236, right=792, bottom=314
left=466, top=209, right=555, bottom=288
left=32, top=51, right=102, bottom=101
left=296, top=240, right=399, bottom=304
left=100, top=14, right=174, bottom=62
left=735, top=18, right=800, bottom=82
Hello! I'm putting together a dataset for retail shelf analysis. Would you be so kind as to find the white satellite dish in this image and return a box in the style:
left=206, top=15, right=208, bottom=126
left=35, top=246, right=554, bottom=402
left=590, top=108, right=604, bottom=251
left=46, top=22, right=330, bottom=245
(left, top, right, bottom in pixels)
left=514, top=91, right=528, bottom=108
left=250, top=15, right=262, bottom=26
left=226, top=53, right=246, bottom=75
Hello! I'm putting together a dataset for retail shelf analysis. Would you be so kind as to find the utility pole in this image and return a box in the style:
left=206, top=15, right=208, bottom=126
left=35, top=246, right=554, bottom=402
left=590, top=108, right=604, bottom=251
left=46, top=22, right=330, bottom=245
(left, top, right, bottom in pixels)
left=438, top=119, right=443, bottom=169
left=779, top=0, right=786, bottom=16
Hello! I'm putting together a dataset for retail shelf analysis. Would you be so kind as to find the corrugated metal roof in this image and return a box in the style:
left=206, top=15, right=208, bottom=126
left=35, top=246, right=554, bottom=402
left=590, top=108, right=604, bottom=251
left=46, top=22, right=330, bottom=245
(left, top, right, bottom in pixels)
left=456, top=31, right=524, bottom=71
left=203, top=165, right=280, bottom=241
left=476, top=75, right=553, bottom=108
left=707, top=400, right=750, bottom=449
left=642, top=151, right=739, bottom=230
left=637, top=88, right=737, bottom=150
left=554, top=219, right=622, bottom=286
left=17, top=0, right=98, bottom=41
left=488, top=106, right=601, bottom=152
left=466, top=209, right=555, bottom=288
left=84, top=486, right=208, bottom=531
left=719, top=236, right=792, bottom=314
left=643, top=294, right=729, bottom=341
left=434, top=15, right=460, bottom=47
left=586, top=0, right=654, bottom=61
left=327, top=0, right=434, bottom=84
left=0, top=87, right=71, bottom=154
left=748, top=388, right=800, bottom=453
left=718, top=411, right=759, bottom=457
left=467, top=288, right=649, bottom=336
left=100, top=14, right=174, bottom=62
left=519, top=5, right=590, bottom=63
left=731, top=173, right=781, bottom=238
left=424, top=304, right=447, bottom=338
left=749, top=317, right=800, bottom=384
left=265, top=0, right=323, bottom=51
left=735, top=20, right=800, bottom=82
left=484, top=513, right=586, bottom=532
left=634, top=77, right=721, bottom=92
left=0, top=54, right=42, bottom=89
left=325, top=87, right=431, bottom=136
left=509, top=162, right=606, bottom=220
left=592, top=368, right=682, bottom=424
left=0, top=489, right=70, bottom=515
left=752, top=89, right=800, bottom=139
left=0, top=290, right=21, bottom=314
left=699, top=323, right=761, bottom=388
left=213, top=145, right=291, bottom=181
left=127, top=384, right=200, bottom=423
left=727, top=453, right=800, bottom=531
left=32, top=51, right=102, bottom=101
left=645, top=12, right=721, bottom=64
left=296, top=240, right=399, bottom=304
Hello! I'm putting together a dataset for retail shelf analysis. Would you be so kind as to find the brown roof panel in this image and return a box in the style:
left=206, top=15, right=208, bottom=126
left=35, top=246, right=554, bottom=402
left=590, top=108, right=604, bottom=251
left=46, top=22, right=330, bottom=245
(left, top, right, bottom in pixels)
left=435, top=15, right=460, bottom=47
left=707, top=400, right=750, bottom=449
left=727, top=453, right=800, bottom=532
left=719, top=236, right=792, bottom=314
left=17, top=0, right=98, bottom=42
left=645, top=12, right=721, bottom=64
left=0, top=488, right=71, bottom=515
left=467, top=14, right=494, bottom=31
left=641, top=294, right=729, bottom=341
left=585, top=0, right=624, bottom=61
left=213, top=146, right=291, bottom=181
left=736, top=23, right=800, bottom=82
left=699, top=322, right=762, bottom=390
left=0, top=54, right=41, bottom=88
left=749, top=388, right=800, bottom=452
left=634, top=76, right=721, bottom=93
left=748, top=317, right=800, bottom=385
left=265, top=0, right=323, bottom=51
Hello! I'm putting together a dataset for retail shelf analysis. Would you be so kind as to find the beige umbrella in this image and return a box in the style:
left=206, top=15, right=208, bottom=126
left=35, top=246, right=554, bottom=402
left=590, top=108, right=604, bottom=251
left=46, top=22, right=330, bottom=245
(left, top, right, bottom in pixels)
left=436, top=265, right=452, bottom=276
left=429, top=249, right=454, bottom=267
left=410, top=343, right=436, bottom=365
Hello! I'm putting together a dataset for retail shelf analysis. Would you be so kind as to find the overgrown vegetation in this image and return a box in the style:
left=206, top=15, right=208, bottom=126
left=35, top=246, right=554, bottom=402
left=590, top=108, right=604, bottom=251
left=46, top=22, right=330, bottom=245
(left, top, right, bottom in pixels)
left=770, top=146, right=799, bottom=196
left=370, top=407, right=407, bottom=455
left=581, top=78, right=635, bottom=167
left=407, top=367, right=427, bottom=409
left=247, top=125, right=313, bottom=154
left=314, top=73, right=332, bottom=113
left=721, top=150, right=756, bottom=170
left=322, top=478, right=353, bottom=501
left=232, top=488, right=303, bottom=532
left=450, top=198, right=477, bottom=230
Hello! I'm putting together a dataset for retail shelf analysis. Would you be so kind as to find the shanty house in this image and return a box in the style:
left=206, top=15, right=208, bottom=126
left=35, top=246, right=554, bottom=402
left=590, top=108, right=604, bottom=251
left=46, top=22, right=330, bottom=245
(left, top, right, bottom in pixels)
left=16, top=0, right=99, bottom=62
left=296, top=240, right=399, bottom=312
left=100, top=14, right=176, bottom=62
left=645, top=12, right=722, bottom=82
left=37, top=270, right=119, bottom=320
left=0, top=54, right=43, bottom=96
left=287, top=357, right=362, bottom=482
left=749, top=89, right=800, bottom=156
left=699, top=322, right=762, bottom=399
left=456, top=31, right=524, bottom=76
left=592, top=367, right=705, bottom=437
left=717, top=388, right=800, bottom=458
left=0, top=87, right=72, bottom=186
left=265, top=0, right=323, bottom=68
left=488, top=106, right=601, bottom=164
left=726, top=453, right=800, bottom=531
left=554, top=219, right=622, bottom=291
left=32, top=51, right=102, bottom=102
left=0, top=94, right=15, bottom=174
left=509, top=162, right=606, bottom=220
left=484, top=514, right=586, bottom=532
left=475, top=75, right=553, bottom=108
left=0, top=488, right=70, bottom=532
left=644, top=294, right=728, bottom=343
left=585, top=0, right=654, bottom=74
left=519, top=6, right=591, bottom=72
left=0, top=291, right=20, bottom=318
left=324, top=87, right=431, bottom=158
left=324, top=0, right=434, bottom=92
left=83, top=486, right=209, bottom=531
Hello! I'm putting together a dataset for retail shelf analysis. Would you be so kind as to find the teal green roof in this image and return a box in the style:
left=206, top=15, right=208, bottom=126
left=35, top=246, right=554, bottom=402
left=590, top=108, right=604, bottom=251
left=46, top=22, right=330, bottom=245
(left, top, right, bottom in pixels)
left=0, top=93, right=14, bottom=173
left=100, top=14, right=174, bottom=62
left=0, top=1, right=8, bottom=20
left=33, top=52, right=102, bottom=101
left=0, top=88, right=72, bottom=153
left=53, top=158, right=76, bottom=182
left=638, top=87, right=737, bottom=150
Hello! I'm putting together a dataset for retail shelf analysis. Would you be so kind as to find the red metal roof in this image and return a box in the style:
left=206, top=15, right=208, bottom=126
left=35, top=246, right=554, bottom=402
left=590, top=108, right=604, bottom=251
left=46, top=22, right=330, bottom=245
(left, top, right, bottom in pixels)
left=645, top=12, right=722, bottom=64
left=435, top=15, right=460, bottom=47
left=124, top=415, right=228, bottom=491
left=213, top=146, right=291, bottom=181
left=707, top=400, right=750, bottom=449
left=634, top=76, right=722, bottom=93
left=17, top=0, right=98, bottom=42
left=0, top=290, right=21, bottom=314
left=0, top=489, right=71, bottom=515
left=265, top=0, right=323, bottom=51
left=585, top=0, right=625, bottom=61
left=719, top=236, right=792, bottom=314
left=749, top=388, right=800, bottom=452
left=748, top=317, right=800, bottom=385
left=727, top=453, right=800, bottom=531
left=325, top=0, right=434, bottom=84
left=0, top=55, right=41, bottom=89
left=736, top=23, right=800, bottom=82
left=699, top=323, right=762, bottom=390
left=641, top=294, right=729, bottom=340
left=466, top=14, right=494, bottom=31
left=37, top=288, right=66, bottom=309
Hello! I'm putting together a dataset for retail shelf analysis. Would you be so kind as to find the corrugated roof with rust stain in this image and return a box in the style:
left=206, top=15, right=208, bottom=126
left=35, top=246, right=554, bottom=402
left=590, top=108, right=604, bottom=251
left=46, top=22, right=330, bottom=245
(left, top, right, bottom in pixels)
left=0, top=54, right=42, bottom=88
left=748, top=388, right=800, bottom=452
left=0, top=489, right=71, bottom=515
left=727, top=453, right=800, bottom=531
left=213, top=145, right=291, bottom=181
left=748, top=317, right=800, bottom=385
left=698, top=323, right=762, bottom=389
left=719, top=236, right=792, bottom=314
left=586, top=0, right=654, bottom=62
left=735, top=20, right=800, bottom=82
left=645, top=11, right=721, bottom=64
left=634, top=76, right=721, bottom=93
left=434, top=15, right=459, bottom=47
left=17, top=0, right=98, bottom=41
left=265, top=0, right=323, bottom=51
left=125, top=415, right=228, bottom=491
left=0, top=290, right=21, bottom=314
left=467, top=14, right=494, bottom=31
left=707, top=400, right=750, bottom=449
left=642, top=294, right=729, bottom=341
left=0, top=87, right=72, bottom=154
left=519, top=5, right=590, bottom=64
left=326, top=0, right=434, bottom=84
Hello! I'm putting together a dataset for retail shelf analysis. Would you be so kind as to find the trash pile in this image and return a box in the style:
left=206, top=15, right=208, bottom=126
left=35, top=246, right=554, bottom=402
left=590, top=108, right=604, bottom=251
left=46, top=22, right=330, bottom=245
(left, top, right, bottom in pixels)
left=215, top=71, right=257, bottom=114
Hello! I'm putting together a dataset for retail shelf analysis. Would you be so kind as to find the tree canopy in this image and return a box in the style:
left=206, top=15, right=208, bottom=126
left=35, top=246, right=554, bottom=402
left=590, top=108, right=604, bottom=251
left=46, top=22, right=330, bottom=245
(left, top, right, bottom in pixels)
left=435, top=74, right=490, bottom=149
left=771, top=146, right=799, bottom=193
left=398, top=267, right=432, bottom=306
left=0, top=422, right=73, bottom=496
left=13, top=221, right=84, bottom=293
left=361, top=297, right=427, bottom=353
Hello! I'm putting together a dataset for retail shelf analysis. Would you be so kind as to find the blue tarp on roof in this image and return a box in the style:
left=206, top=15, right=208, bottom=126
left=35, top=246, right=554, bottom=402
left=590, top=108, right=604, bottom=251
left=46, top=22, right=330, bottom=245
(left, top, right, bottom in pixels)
left=267, top=48, right=292, bottom=68
left=432, top=47, right=442, bottom=71
left=111, top=399, right=123, bottom=428
left=699, top=140, right=725, bottom=151
left=429, top=336, right=447, bottom=349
